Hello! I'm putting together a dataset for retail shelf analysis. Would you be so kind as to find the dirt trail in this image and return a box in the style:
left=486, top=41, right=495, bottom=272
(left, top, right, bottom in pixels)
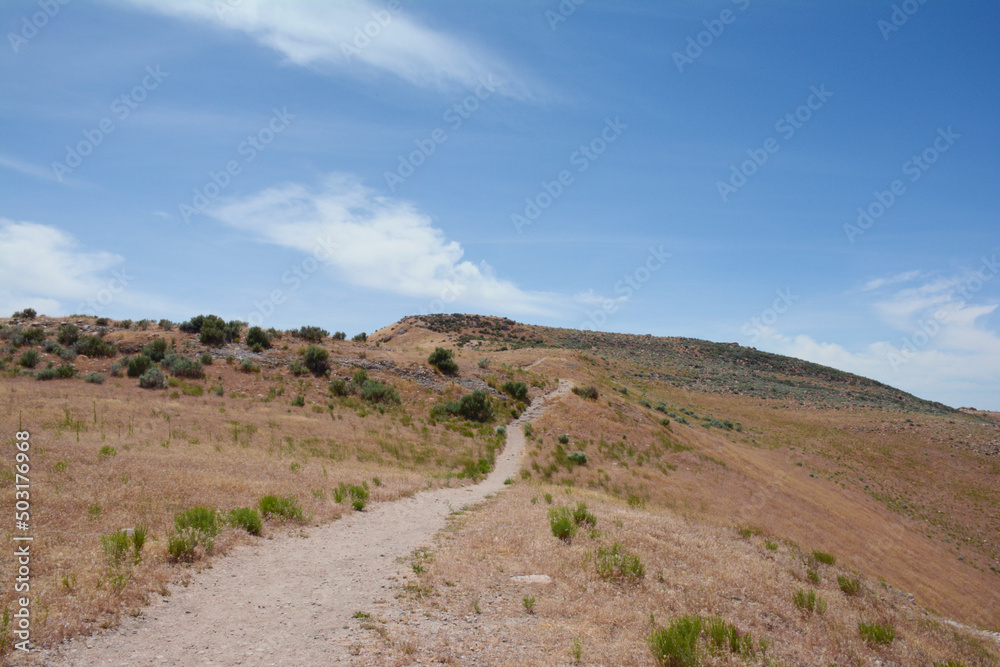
left=38, top=380, right=572, bottom=667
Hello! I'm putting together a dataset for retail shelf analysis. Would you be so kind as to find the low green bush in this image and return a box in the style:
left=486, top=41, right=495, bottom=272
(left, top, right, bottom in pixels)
left=18, top=349, right=39, bottom=368
left=142, top=338, right=168, bottom=362
left=259, top=495, right=303, bottom=521
left=294, top=326, right=328, bottom=343
left=572, top=385, right=599, bottom=400
left=228, top=507, right=263, bottom=535
left=127, top=354, right=152, bottom=377
left=162, top=353, right=205, bottom=378
left=572, top=502, right=596, bottom=527
left=57, top=323, right=80, bottom=346
left=549, top=506, right=577, bottom=542
left=502, top=380, right=528, bottom=400
left=302, top=345, right=329, bottom=376
left=83, top=371, right=105, bottom=384
left=431, top=390, right=494, bottom=422
left=75, top=335, right=116, bottom=358
left=246, top=326, right=272, bottom=349
left=138, top=367, right=166, bottom=389
left=647, top=615, right=703, bottom=667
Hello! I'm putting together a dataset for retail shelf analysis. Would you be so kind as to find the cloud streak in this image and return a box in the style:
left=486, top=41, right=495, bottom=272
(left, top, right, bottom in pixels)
left=208, top=174, right=560, bottom=316
left=108, top=0, right=531, bottom=98
left=754, top=267, right=1000, bottom=409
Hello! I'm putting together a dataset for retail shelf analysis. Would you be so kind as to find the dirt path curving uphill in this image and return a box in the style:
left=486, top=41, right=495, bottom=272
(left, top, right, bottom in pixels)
left=37, top=380, right=572, bottom=667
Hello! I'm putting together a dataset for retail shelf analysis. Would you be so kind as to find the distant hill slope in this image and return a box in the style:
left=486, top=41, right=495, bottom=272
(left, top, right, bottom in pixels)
left=389, top=313, right=956, bottom=416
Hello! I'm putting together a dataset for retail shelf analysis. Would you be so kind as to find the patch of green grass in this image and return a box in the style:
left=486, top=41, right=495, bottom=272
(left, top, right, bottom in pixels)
left=168, top=506, right=220, bottom=562
left=572, top=502, right=597, bottom=527
left=837, top=575, right=862, bottom=596
left=549, top=506, right=577, bottom=542
left=858, top=622, right=895, bottom=645
left=259, top=495, right=303, bottom=521
left=792, top=588, right=827, bottom=615
left=228, top=507, right=263, bottom=535
left=175, top=506, right=220, bottom=536
left=764, top=539, right=778, bottom=551
left=812, top=550, right=836, bottom=565
left=522, top=595, right=536, bottom=613
left=594, top=542, right=645, bottom=582
left=647, top=615, right=703, bottom=667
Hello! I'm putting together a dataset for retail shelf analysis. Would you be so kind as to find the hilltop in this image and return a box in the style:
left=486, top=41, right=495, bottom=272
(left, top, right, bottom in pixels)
left=1, top=312, right=998, bottom=665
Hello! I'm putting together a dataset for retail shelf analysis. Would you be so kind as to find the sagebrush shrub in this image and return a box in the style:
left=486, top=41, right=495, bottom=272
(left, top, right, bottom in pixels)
left=142, top=338, right=167, bottom=362
left=126, top=355, right=152, bottom=377
left=138, top=367, right=165, bottom=389
left=428, top=347, right=458, bottom=374
left=57, top=323, right=79, bottom=346
left=302, top=345, right=329, bottom=376
left=503, top=380, right=528, bottom=400
left=18, top=349, right=39, bottom=368
left=75, top=335, right=116, bottom=357
left=294, top=326, right=328, bottom=342
left=246, top=326, right=272, bottom=349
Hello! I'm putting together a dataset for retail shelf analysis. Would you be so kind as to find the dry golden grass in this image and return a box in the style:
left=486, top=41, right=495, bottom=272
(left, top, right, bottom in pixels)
left=0, top=320, right=514, bottom=651
left=364, top=482, right=1000, bottom=666
left=519, top=363, right=1000, bottom=631
left=2, top=314, right=997, bottom=663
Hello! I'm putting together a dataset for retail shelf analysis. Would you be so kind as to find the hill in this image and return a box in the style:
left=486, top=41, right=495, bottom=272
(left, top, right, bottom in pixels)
left=1, top=312, right=997, bottom=665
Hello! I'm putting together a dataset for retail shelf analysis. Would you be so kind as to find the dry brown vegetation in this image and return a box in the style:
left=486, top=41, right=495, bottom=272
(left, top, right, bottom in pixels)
left=1, top=312, right=998, bottom=664
left=359, top=483, right=998, bottom=666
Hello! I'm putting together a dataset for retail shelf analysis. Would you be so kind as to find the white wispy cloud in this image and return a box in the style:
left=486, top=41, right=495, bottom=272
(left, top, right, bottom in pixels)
left=207, top=174, right=560, bottom=316
left=0, top=219, right=122, bottom=315
left=0, top=153, right=61, bottom=183
left=754, top=269, right=1000, bottom=409
left=0, top=219, right=177, bottom=317
left=108, top=0, right=531, bottom=98
left=860, top=269, right=921, bottom=292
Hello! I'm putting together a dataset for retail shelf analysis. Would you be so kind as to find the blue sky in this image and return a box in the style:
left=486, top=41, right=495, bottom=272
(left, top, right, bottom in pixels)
left=1, top=0, right=998, bottom=409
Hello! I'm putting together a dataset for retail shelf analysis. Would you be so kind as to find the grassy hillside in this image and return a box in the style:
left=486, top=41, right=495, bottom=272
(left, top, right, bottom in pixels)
left=1, top=312, right=997, bottom=664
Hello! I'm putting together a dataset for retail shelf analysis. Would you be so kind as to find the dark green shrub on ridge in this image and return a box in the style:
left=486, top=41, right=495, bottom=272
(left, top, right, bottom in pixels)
left=246, top=326, right=272, bottom=349
left=302, top=345, right=329, bottom=376
left=75, top=335, right=116, bottom=358
left=57, top=323, right=80, bottom=346
left=142, top=338, right=168, bottom=362
left=428, top=347, right=459, bottom=374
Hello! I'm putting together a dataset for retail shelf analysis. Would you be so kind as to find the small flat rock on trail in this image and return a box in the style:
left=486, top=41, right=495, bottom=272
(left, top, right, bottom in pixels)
left=37, top=380, right=572, bottom=667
